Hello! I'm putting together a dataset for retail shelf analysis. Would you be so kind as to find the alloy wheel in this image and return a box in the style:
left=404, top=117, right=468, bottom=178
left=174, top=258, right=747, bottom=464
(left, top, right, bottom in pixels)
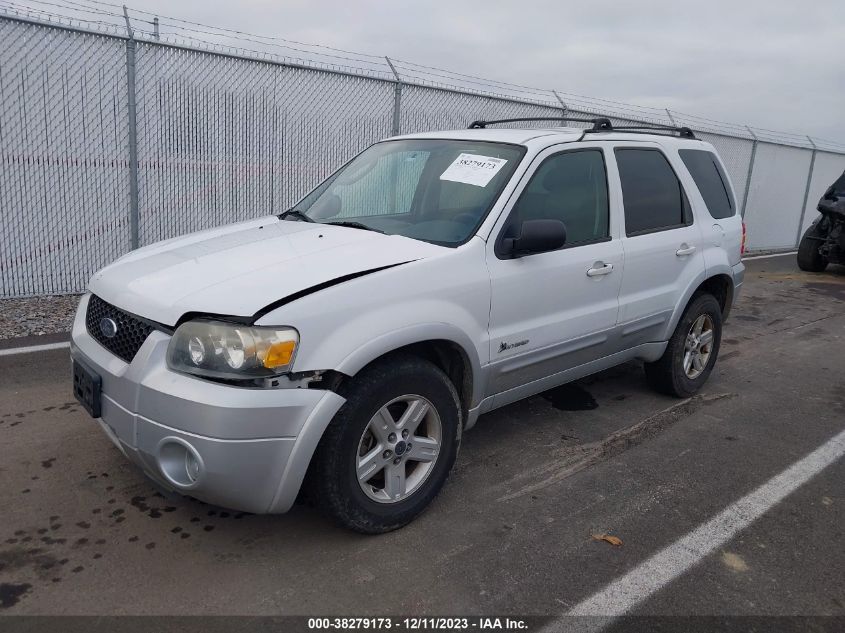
left=683, top=314, right=714, bottom=379
left=356, top=395, right=442, bottom=503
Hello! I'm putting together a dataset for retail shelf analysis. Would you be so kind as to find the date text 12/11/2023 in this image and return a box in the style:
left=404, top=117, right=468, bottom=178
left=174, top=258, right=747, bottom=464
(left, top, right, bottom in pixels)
left=307, top=617, right=530, bottom=630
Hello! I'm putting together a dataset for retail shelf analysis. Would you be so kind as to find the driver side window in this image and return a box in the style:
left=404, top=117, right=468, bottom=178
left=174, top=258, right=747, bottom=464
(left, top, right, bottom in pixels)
left=508, top=149, right=609, bottom=245
left=333, top=150, right=430, bottom=218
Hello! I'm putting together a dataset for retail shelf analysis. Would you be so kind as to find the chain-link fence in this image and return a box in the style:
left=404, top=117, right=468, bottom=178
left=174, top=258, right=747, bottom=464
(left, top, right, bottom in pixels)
left=0, top=17, right=129, bottom=297
left=2, top=10, right=845, bottom=297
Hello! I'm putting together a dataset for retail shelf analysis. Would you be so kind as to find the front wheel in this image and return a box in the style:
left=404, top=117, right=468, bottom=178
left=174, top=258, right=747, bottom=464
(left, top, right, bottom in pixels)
left=644, top=293, right=723, bottom=398
left=797, top=222, right=829, bottom=272
left=306, top=355, right=461, bottom=533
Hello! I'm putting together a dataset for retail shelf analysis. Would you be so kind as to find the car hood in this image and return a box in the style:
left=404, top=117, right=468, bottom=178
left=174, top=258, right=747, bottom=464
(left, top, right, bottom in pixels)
left=89, top=216, right=445, bottom=326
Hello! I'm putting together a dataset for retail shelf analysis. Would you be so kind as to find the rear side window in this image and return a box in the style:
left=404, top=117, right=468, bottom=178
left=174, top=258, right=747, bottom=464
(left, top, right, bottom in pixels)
left=679, top=149, right=735, bottom=219
left=615, top=148, right=691, bottom=236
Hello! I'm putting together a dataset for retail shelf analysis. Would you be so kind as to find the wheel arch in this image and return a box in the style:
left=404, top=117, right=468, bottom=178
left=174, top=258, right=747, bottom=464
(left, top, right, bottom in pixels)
left=697, top=273, right=734, bottom=320
left=663, top=272, right=735, bottom=341
left=334, top=327, right=482, bottom=420
left=268, top=327, right=482, bottom=514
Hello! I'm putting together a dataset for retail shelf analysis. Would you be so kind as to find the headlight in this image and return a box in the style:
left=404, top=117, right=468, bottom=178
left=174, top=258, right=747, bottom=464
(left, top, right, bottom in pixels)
left=166, top=321, right=299, bottom=381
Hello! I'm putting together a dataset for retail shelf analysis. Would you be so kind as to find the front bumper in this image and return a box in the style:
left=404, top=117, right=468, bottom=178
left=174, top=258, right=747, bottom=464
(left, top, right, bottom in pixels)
left=70, top=294, right=345, bottom=514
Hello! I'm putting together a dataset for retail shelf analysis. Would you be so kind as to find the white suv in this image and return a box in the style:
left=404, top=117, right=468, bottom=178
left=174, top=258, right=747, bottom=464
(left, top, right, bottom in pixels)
left=70, top=118, right=745, bottom=533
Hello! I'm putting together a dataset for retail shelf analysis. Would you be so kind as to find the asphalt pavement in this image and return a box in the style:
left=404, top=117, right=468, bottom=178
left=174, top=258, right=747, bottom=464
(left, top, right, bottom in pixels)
left=0, top=255, right=843, bottom=625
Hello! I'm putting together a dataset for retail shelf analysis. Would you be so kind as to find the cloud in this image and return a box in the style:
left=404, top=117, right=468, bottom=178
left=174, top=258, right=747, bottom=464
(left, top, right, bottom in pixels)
left=126, top=0, right=845, bottom=143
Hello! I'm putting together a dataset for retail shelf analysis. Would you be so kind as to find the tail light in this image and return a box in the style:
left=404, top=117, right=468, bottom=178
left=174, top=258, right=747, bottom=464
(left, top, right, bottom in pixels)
left=741, top=221, right=747, bottom=256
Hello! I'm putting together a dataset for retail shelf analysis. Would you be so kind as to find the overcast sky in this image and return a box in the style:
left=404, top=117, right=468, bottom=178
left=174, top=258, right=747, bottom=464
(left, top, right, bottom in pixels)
left=104, top=0, right=845, bottom=143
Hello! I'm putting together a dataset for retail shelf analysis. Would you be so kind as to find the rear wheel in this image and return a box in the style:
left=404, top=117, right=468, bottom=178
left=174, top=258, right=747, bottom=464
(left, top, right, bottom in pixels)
left=306, top=355, right=461, bottom=533
left=797, top=222, right=829, bottom=272
left=644, top=293, right=723, bottom=398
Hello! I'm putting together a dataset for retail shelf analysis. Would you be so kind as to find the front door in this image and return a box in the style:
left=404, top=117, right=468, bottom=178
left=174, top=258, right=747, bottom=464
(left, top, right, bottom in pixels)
left=486, top=145, right=623, bottom=396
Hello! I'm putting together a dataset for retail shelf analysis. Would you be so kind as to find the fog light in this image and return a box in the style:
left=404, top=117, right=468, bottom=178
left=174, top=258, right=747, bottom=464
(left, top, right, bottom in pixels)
left=157, top=438, right=204, bottom=489
left=185, top=450, right=200, bottom=483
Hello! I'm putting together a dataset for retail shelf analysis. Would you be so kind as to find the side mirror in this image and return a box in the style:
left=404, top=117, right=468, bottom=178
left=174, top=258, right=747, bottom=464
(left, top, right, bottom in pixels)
left=501, top=219, right=567, bottom=258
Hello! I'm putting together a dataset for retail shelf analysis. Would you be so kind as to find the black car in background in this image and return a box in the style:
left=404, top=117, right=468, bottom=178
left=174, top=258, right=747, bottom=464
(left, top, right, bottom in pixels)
left=798, top=170, right=845, bottom=271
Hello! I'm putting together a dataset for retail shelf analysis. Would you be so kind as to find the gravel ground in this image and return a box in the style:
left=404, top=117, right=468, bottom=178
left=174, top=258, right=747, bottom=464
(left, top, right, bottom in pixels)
left=0, top=294, right=81, bottom=340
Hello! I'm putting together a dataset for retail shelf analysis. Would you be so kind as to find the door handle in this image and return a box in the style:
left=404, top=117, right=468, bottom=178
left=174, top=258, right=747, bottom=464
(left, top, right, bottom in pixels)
left=676, top=244, right=697, bottom=256
left=586, top=263, right=614, bottom=277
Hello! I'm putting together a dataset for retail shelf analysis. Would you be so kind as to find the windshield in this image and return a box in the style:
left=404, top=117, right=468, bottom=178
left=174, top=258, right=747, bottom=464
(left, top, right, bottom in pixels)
left=289, top=139, right=525, bottom=245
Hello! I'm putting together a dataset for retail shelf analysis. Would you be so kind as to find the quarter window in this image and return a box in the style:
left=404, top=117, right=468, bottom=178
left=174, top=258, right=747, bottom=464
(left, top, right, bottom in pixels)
left=679, top=149, right=735, bottom=219
left=508, top=150, right=609, bottom=245
left=615, top=148, right=691, bottom=235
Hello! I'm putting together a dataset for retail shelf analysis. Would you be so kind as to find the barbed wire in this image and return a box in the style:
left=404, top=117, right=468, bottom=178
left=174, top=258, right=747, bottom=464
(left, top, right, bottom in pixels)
left=148, top=19, right=391, bottom=72
left=63, top=0, right=388, bottom=60
left=10, top=0, right=115, bottom=19
left=0, top=0, right=127, bottom=34
left=5, top=0, right=394, bottom=71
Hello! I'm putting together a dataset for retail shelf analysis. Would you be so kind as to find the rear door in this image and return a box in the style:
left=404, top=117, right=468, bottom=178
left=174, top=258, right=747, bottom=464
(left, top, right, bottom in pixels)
left=678, top=147, right=743, bottom=267
left=612, top=144, right=705, bottom=345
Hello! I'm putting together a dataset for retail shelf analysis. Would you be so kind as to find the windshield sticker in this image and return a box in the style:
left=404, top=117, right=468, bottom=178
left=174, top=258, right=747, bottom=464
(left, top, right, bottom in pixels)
left=439, top=153, right=508, bottom=187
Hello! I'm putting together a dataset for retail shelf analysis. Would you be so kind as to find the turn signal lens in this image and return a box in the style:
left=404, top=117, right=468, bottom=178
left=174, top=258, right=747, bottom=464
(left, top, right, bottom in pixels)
left=263, top=340, right=296, bottom=369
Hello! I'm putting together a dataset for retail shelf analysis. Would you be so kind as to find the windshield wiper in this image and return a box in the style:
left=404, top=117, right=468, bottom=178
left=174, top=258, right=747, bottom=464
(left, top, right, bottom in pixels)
left=279, top=209, right=315, bottom=222
left=323, top=221, right=384, bottom=234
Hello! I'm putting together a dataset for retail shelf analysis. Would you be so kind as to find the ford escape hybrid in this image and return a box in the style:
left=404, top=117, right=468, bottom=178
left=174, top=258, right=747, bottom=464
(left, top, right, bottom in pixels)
left=70, top=117, right=745, bottom=533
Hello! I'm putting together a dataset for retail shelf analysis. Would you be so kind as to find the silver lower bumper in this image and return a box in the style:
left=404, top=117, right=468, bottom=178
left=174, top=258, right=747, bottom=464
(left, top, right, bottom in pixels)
left=71, top=294, right=346, bottom=514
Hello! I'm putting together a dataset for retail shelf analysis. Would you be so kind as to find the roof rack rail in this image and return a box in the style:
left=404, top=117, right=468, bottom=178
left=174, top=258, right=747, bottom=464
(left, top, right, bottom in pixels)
left=596, top=125, right=696, bottom=139
left=467, top=116, right=696, bottom=139
left=468, top=117, right=611, bottom=130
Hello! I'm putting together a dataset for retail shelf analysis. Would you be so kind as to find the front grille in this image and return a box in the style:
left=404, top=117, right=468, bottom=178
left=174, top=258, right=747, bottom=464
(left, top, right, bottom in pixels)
left=85, top=295, right=160, bottom=363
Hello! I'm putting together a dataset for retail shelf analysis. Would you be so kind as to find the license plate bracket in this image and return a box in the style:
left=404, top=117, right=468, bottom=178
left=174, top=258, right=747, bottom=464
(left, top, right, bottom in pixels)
left=72, top=358, right=102, bottom=418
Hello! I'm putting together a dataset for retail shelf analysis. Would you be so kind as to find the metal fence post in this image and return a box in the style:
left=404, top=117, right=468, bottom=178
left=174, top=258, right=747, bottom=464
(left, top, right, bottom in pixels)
left=740, top=126, right=758, bottom=218
left=385, top=57, right=402, bottom=136
left=795, top=136, right=818, bottom=247
left=123, top=6, right=140, bottom=250
left=552, top=90, right=567, bottom=116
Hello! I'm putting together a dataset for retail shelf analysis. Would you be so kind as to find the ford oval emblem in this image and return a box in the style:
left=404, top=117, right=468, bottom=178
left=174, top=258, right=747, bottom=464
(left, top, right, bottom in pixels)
left=99, top=317, right=118, bottom=339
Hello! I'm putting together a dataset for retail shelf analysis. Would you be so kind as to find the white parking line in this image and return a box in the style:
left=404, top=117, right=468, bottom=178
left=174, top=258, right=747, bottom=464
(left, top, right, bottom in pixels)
left=742, top=251, right=797, bottom=261
left=543, top=426, right=845, bottom=629
left=0, top=342, right=70, bottom=357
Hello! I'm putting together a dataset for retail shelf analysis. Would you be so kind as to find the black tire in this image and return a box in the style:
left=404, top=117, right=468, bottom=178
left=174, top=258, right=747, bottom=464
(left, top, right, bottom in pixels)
left=644, top=293, right=723, bottom=398
left=305, top=355, right=461, bottom=534
left=797, top=222, right=829, bottom=272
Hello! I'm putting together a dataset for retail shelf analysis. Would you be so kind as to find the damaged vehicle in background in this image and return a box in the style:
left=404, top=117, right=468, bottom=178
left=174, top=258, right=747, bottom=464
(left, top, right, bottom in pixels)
left=70, top=117, right=744, bottom=533
left=798, top=170, right=845, bottom=272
